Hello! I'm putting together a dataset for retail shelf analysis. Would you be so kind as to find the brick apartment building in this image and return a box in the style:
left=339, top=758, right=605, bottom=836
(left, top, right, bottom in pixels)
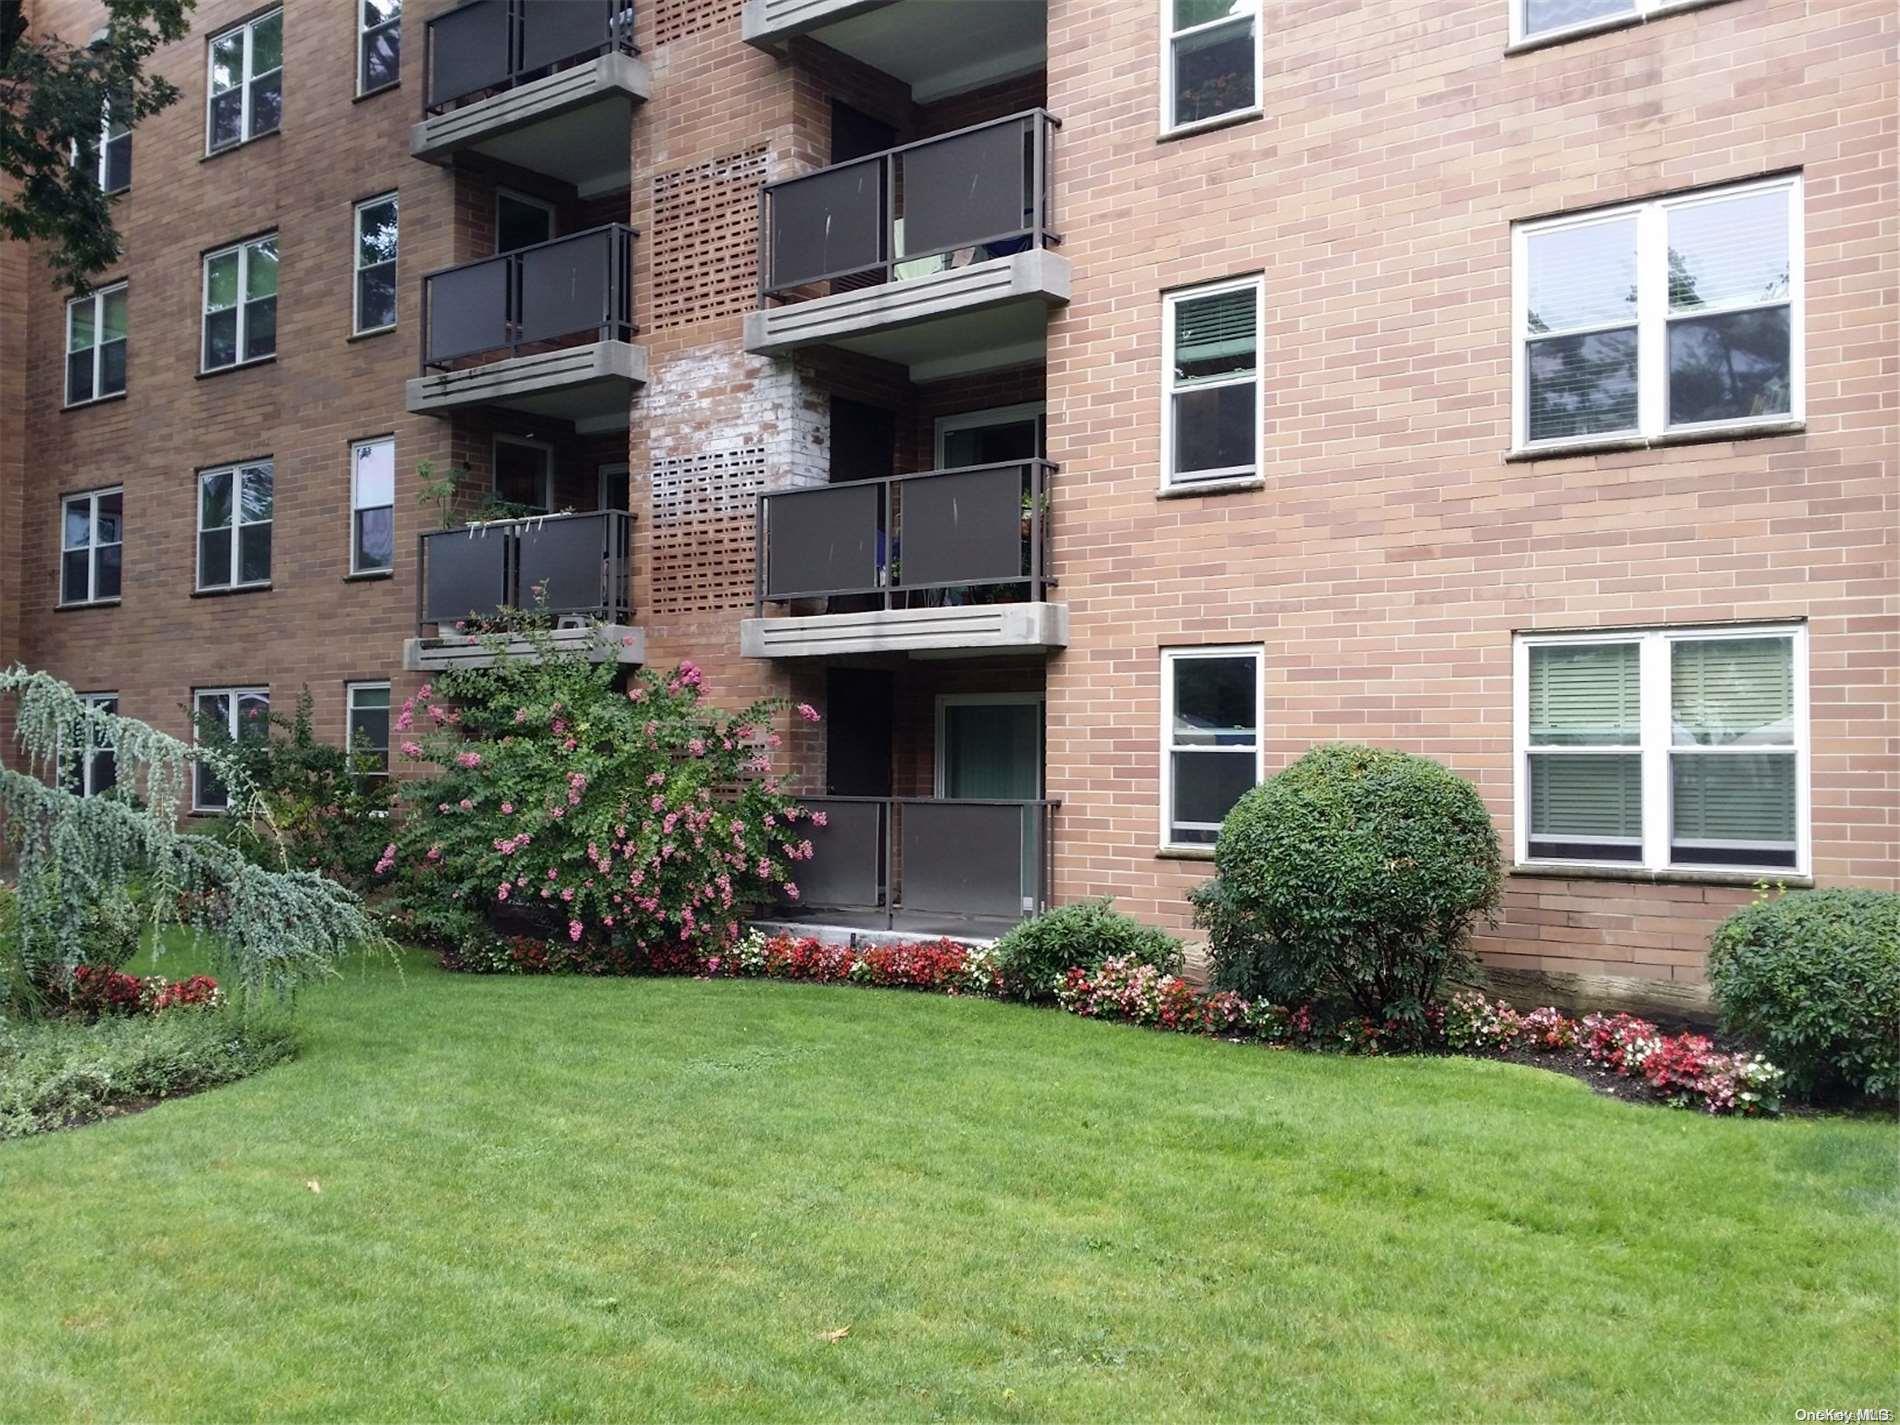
left=0, top=0, right=1894, bottom=989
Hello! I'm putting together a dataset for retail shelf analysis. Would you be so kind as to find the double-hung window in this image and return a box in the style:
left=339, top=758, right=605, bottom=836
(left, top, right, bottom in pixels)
left=74, top=97, right=131, bottom=193
left=192, top=687, right=269, bottom=812
left=65, top=693, right=121, bottom=798
left=353, top=193, right=398, bottom=335
left=351, top=436, right=396, bottom=574
left=493, top=436, right=553, bottom=513
left=346, top=682, right=392, bottom=782
left=1161, top=0, right=1260, bottom=133
left=60, top=487, right=123, bottom=606
left=358, top=1, right=401, bottom=96
left=202, top=235, right=278, bottom=371
left=198, top=460, right=274, bottom=591
left=65, top=283, right=127, bottom=406
left=1516, top=625, right=1807, bottom=874
left=1515, top=176, right=1800, bottom=450
left=207, top=9, right=283, bottom=153
left=1162, top=646, right=1263, bottom=847
left=1513, top=0, right=1705, bottom=46
left=1163, top=276, right=1263, bottom=488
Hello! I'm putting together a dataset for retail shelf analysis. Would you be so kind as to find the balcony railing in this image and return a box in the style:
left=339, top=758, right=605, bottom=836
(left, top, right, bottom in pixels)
left=417, top=509, right=633, bottom=633
left=754, top=459, right=1054, bottom=615
left=424, top=0, right=636, bottom=116
left=789, top=797, right=1058, bottom=928
left=421, top=224, right=635, bottom=370
left=758, top=110, right=1059, bottom=303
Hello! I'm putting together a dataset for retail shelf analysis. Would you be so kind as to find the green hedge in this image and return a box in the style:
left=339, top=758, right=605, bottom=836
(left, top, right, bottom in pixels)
left=1708, top=889, right=1900, bottom=1102
left=993, top=900, right=1183, bottom=1002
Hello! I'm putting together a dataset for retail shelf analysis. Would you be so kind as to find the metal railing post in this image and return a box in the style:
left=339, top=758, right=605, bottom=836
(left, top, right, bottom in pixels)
left=1029, top=114, right=1044, bottom=251
left=753, top=492, right=767, bottom=616
left=1029, top=460, right=1044, bottom=599
left=884, top=798, right=897, bottom=930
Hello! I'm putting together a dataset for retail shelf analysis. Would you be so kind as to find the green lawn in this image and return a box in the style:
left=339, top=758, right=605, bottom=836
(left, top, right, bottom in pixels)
left=1, top=948, right=1894, bottom=1424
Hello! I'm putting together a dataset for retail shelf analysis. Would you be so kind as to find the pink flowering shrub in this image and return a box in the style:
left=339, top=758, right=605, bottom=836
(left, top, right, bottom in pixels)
left=382, top=637, right=813, bottom=960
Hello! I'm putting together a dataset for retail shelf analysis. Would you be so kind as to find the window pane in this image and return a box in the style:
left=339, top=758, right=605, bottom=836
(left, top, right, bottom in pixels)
left=1528, top=642, right=1639, bottom=745
left=1671, top=637, right=1794, bottom=747
left=1171, top=750, right=1256, bottom=843
left=94, top=543, right=121, bottom=599
left=209, top=32, right=243, bottom=94
left=1671, top=753, right=1796, bottom=862
left=1666, top=307, right=1790, bottom=426
left=95, top=490, right=122, bottom=544
left=356, top=508, right=395, bottom=572
left=68, top=299, right=96, bottom=351
left=238, top=693, right=271, bottom=742
left=1174, top=0, right=1246, bottom=26
left=200, top=471, right=233, bottom=529
left=63, top=500, right=91, bottom=550
left=246, top=240, right=278, bottom=298
left=355, top=440, right=396, bottom=508
left=349, top=687, right=391, bottom=773
left=1525, top=327, right=1638, bottom=441
left=1172, top=382, right=1256, bottom=476
left=196, top=764, right=229, bottom=810
left=205, top=252, right=240, bottom=311
left=1523, top=0, right=1630, bottom=36
left=364, top=0, right=401, bottom=25
left=357, top=199, right=398, bottom=267
left=99, top=339, right=127, bottom=396
left=1527, top=752, right=1642, bottom=855
left=67, top=352, right=94, bottom=404
left=103, top=134, right=131, bottom=192
left=1668, top=189, right=1790, bottom=312
left=203, top=308, right=238, bottom=369
left=494, top=444, right=549, bottom=508
left=199, top=531, right=231, bottom=587
left=61, top=550, right=91, bottom=603
left=1525, top=217, right=1637, bottom=334
left=208, top=89, right=243, bottom=149
left=101, top=288, right=127, bottom=341
left=1172, top=656, right=1256, bottom=745
left=244, top=296, right=277, bottom=360
left=239, top=524, right=272, bottom=584
left=362, top=27, right=400, bottom=91
left=93, top=749, right=119, bottom=796
left=357, top=264, right=397, bottom=331
left=251, top=13, right=283, bottom=72
left=239, top=466, right=274, bottom=523
left=1172, top=17, right=1254, bottom=128
left=1173, top=287, right=1256, bottom=383
left=249, top=72, right=282, bottom=136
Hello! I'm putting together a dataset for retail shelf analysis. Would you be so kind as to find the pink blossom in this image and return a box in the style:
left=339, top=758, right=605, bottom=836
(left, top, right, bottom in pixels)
left=628, top=687, right=646, bottom=703
left=456, top=751, right=482, bottom=769
left=497, top=884, right=510, bottom=901
left=514, top=708, right=529, bottom=724
left=677, top=660, right=703, bottom=688
left=811, top=811, right=828, bottom=828
left=401, top=741, right=424, bottom=759
left=426, top=845, right=443, bottom=862
left=784, top=882, right=800, bottom=901
left=547, top=867, right=559, bottom=879
left=650, top=795, right=665, bottom=812
left=501, top=802, right=514, bottom=815
left=560, top=888, right=574, bottom=903
left=796, top=703, right=821, bottom=723
left=687, top=738, right=706, bottom=757
left=458, top=798, right=473, bottom=811
left=569, top=921, right=584, bottom=942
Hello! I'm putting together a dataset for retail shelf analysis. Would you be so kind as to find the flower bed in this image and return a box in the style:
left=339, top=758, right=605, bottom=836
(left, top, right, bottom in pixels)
left=61, top=968, right=225, bottom=1020
left=441, top=932, right=1784, bottom=1117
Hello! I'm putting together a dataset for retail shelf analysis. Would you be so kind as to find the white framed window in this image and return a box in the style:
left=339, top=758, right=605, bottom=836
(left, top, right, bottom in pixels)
left=934, top=403, right=1047, bottom=468
left=346, top=682, right=392, bottom=780
left=73, top=97, right=131, bottom=193
left=1161, top=646, right=1264, bottom=847
left=1513, top=175, right=1801, bottom=452
left=206, top=8, right=282, bottom=154
left=65, top=282, right=127, bottom=406
left=353, top=193, right=398, bottom=335
left=1514, top=624, right=1808, bottom=875
left=192, top=687, right=269, bottom=812
left=65, top=693, right=121, bottom=798
left=358, top=0, right=401, bottom=96
left=492, top=435, right=553, bottom=512
left=197, top=460, right=274, bottom=592
left=60, top=487, right=123, bottom=606
left=1160, top=0, right=1260, bottom=135
left=1162, top=275, right=1263, bottom=488
left=351, top=436, right=396, bottom=574
left=202, top=234, right=278, bottom=371
left=1512, top=0, right=1705, bottom=46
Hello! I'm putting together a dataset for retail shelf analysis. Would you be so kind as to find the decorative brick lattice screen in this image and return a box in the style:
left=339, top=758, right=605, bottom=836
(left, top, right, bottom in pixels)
left=650, top=148, right=768, bottom=330
left=652, top=0, right=743, bottom=46
left=650, top=446, right=767, bottom=615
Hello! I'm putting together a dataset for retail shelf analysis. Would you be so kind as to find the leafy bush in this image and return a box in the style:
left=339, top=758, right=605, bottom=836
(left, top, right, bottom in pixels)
left=1191, top=744, right=1501, bottom=1028
left=1707, top=889, right=1900, bottom=1102
left=384, top=637, right=816, bottom=963
left=991, top=899, right=1182, bottom=1002
left=0, top=1008, right=295, bottom=1140
left=77, top=886, right=144, bottom=970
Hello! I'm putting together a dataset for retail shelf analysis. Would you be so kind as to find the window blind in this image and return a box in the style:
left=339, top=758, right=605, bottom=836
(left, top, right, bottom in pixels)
left=1529, top=753, right=1642, bottom=840
left=1671, top=753, right=1796, bottom=844
left=1528, top=642, right=1639, bottom=745
left=1671, top=637, right=1793, bottom=746
left=1174, top=289, right=1256, bottom=373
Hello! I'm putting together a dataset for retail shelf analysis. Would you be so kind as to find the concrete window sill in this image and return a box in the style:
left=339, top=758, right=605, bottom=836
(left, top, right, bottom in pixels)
left=1510, top=863, right=1813, bottom=890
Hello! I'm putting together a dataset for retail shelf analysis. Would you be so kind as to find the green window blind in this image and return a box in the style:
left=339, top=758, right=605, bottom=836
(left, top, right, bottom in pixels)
left=1671, top=637, right=1793, bottom=746
left=1529, top=753, right=1642, bottom=840
left=1174, top=288, right=1256, bottom=380
left=1671, top=752, right=1796, bottom=845
left=1528, top=642, right=1639, bottom=746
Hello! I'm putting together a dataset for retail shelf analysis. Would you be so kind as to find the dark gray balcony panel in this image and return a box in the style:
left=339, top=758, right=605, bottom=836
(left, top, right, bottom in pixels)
left=900, top=120, right=1028, bottom=260
left=897, top=465, right=1024, bottom=588
left=517, top=516, right=608, bottom=615
left=429, top=0, right=513, bottom=108
left=761, top=483, right=880, bottom=601
left=800, top=800, right=885, bottom=909
left=518, top=230, right=615, bottom=346
left=769, top=160, right=883, bottom=290
left=426, top=257, right=512, bottom=364
left=901, top=801, right=1025, bottom=918
left=520, top=1, right=615, bottom=73
left=423, top=529, right=509, bottom=626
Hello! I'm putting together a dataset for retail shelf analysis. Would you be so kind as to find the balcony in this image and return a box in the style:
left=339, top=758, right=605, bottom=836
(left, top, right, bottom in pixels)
left=412, top=1, right=647, bottom=194
left=742, top=1, right=1045, bottom=107
left=406, top=224, right=645, bottom=427
left=403, top=509, right=643, bottom=672
left=768, top=796, right=1057, bottom=937
left=740, top=460, right=1066, bottom=659
left=743, top=112, right=1068, bottom=378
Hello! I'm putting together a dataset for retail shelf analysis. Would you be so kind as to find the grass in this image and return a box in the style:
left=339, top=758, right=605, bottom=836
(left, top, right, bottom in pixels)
left=0, top=946, right=1894, bottom=1424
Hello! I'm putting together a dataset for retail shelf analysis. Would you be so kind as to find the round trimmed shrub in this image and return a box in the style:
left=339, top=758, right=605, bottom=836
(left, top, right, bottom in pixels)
left=1707, top=889, right=1900, bottom=1102
left=993, top=899, right=1183, bottom=1002
left=1191, top=743, right=1501, bottom=1026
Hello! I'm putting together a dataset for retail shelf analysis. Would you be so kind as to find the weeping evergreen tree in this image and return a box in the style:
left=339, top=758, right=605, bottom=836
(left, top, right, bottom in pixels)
left=1, top=666, right=386, bottom=1013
